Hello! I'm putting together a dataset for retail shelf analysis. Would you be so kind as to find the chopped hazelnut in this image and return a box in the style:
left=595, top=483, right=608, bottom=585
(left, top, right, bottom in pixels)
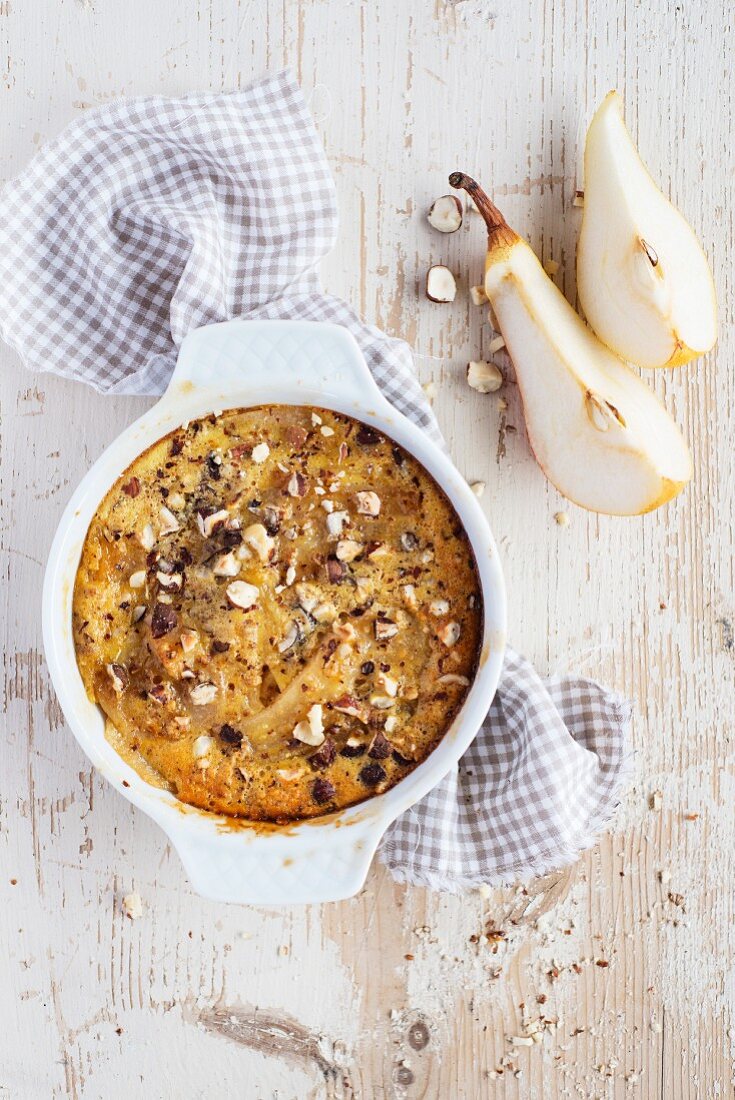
left=326, top=510, right=349, bottom=538
left=140, top=524, right=156, bottom=551
left=368, top=730, right=393, bottom=758
left=340, top=736, right=366, bottom=758
left=190, top=682, right=218, bottom=706
left=122, top=477, right=141, bottom=498
left=242, top=523, right=274, bottom=562
left=197, top=508, right=229, bottom=538
left=192, top=734, right=213, bottom=758
left=312, top=601, right=337, bottom=623
left=147, top=682, right=170, bottom=704
left=333, top=620, right=357, bottom=643
left=402, top=584, right=418, bottom=610
left=226, top=580, right=259, bottom=610
left=377, top=671, right=399, bottom=697
left=326, top=557, right=346, bottom=583
left=370, top=694, right=395, bottom=709
left=356, top=491, right=381, bottom=516
left=251, top=442, right=270, bottom=463
left=129, top=570, right=146, bottom=589
left=336, top=539, right=363, bottom=562
left=107, top=663, right=129, bottom=693
left=375, top=618, right=399, bottom=641
left=295, top=582, right=319, bottom=613
left=287, top=471, right=308, bottom=498
left=293, top=703, right=325, bottom=746
left=150, top=603, right=177, bottom=638
left=278, top=621, right=301, bottom=653
left=156, top=569, right=182, bottom=590
left=180, top=629, right=199, bottom=654
left=333, top=694, right=365, bottom=720
left=213, top=550, right=240, bottom=577
left=159, top=506, right=180, bottom=535
left=429, top=599, right=450, bottom=616
left=277, top=766, right=305, bottom=781
left=427, top=194, right=463, bottom=233
left=437, top=621, right=461, bottom=646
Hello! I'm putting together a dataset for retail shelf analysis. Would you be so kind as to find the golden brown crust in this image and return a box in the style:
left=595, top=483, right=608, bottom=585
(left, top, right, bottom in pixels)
left=72, top=406, right=483, bottom=821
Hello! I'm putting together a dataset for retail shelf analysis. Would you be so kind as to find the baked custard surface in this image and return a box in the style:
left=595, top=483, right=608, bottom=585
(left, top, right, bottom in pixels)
left=72, top=406, right=483, bottom=821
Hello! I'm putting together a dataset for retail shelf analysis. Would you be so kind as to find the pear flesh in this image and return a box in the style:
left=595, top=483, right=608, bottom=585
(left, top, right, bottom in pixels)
left=449, top=173, right=692, bottom=515
left=577, top=92, right=717, bottom=369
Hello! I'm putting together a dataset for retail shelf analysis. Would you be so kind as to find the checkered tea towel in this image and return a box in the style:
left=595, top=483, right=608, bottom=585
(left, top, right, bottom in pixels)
left=0, top=69, right=632, bottom=891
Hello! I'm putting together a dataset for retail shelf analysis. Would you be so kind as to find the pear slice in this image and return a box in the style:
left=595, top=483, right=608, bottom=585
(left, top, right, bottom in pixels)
left=577, top=92, right=717, bottom=368
left=449, top=172, right=692, bottom=515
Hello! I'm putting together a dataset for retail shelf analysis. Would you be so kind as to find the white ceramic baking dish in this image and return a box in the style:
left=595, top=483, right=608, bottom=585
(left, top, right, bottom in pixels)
left=43, top=320, right=506, bottom=905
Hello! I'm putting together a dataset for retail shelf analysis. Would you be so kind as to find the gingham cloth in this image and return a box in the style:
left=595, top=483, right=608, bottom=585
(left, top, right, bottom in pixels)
left=0, top=69, right=632, bottom=891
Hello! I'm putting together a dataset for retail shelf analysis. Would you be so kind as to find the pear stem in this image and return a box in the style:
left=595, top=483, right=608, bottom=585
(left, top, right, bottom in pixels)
left=448, top=172, right=518, bottom=249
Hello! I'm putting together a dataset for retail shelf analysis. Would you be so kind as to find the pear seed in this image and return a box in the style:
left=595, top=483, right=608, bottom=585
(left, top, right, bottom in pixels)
left=586, top=392, right=612, bottom=432
left=586, top=391, right=627, bottom=431
left=639, top=237, right=659, bottom=267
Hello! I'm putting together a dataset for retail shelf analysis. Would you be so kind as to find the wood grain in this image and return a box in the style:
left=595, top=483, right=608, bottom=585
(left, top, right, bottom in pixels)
left=1, top=0, right=733, bottom=1096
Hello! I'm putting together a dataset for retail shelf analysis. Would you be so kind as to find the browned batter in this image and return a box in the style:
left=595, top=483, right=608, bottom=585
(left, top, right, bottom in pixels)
left=72, top=406, right=483, bottom=821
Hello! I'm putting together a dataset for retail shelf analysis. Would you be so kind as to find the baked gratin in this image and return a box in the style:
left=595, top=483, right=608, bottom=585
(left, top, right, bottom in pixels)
left=72, top=406, right=483, bottom=821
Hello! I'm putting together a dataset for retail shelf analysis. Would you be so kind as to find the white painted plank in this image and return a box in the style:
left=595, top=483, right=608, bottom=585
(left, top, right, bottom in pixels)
left=1, top=0, right=733, bottom=1095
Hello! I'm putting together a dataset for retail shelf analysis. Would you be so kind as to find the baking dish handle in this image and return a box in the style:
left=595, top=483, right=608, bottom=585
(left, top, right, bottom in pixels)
left=165, top=319, right=390, bottom=411
left=160, top=810, right=387, bottom=906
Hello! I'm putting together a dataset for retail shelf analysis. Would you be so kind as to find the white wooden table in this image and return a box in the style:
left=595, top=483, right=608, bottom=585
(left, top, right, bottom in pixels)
left=2, top=1, right=733, bottom=1096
